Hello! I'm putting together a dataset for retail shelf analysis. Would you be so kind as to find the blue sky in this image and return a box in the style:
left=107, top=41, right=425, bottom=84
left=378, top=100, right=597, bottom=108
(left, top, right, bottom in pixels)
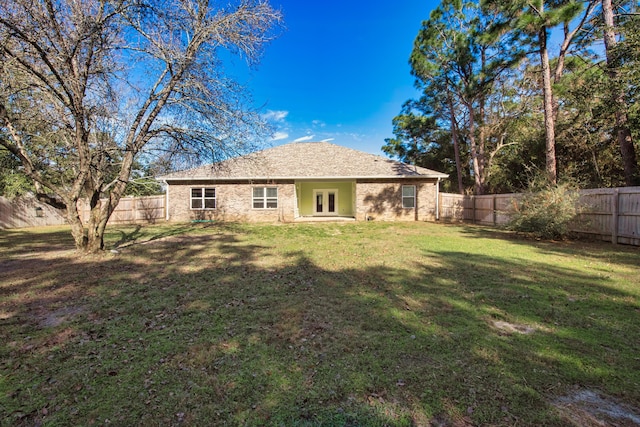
left=234, top=0, right=439, bottom=156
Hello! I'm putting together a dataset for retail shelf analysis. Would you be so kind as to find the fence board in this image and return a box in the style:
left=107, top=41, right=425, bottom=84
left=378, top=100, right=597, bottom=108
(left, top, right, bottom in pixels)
left=440, top=187, right=640, bottom=246
left=474, top=196, right=494, bottom=225
left=0, top=195, right=67, bottom=229
left=439, top=193, right=521, bottom=226
left=1, top=194, right=165, bottom=229
left=439, top=193, right=466, bottom=222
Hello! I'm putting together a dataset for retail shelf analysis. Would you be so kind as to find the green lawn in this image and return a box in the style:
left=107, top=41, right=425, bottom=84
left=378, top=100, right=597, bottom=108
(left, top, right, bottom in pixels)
left=1, top=222, right=639, bottom=426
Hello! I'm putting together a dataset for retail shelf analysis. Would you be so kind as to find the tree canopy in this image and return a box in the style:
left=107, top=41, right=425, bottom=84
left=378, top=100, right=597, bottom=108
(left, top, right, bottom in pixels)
left=0, top=0, right=282, bottom=251
left=386, top=0, right=640, bottom=193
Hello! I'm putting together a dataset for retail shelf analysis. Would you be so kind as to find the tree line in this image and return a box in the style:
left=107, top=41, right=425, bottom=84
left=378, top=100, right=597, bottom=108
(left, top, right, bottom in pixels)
left=383, top=0, right=640, bottom=194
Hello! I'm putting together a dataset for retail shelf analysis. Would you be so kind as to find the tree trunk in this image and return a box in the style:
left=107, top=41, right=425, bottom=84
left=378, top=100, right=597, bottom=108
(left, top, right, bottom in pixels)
left=465, top=100, right=485, bottom=195
left=478, top=47, right=487, bottom=190
left=602, top=0, right=639, bottom=186
left=617, top=125, right=638, bottom=186
left=539, top=25, right=557, bottom=185
left=447, top=92, right=465, bottom=194
left=86, top=197, right=107, bottom=252
left=551, top=22, right=570, bottom=122
left=69, top=195, right=119, bottom=253
left=66, top=199, right=88, bottom=251
left=87, top=224, right=106, bottom=252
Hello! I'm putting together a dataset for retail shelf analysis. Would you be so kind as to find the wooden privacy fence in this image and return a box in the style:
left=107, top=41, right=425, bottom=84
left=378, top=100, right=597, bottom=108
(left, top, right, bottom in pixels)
left=439, top=193, right=521, bottom=226
left=439, top=187, right=640, bottom=246
left=0, top=195, right=67, bottom=229
left=0, top=194, right=166, bottom=229
left=3, top=188, right=639, bottom=246
left=78, top=195, right=165, bottom=225
left=573, top=187, right=640, bottom=246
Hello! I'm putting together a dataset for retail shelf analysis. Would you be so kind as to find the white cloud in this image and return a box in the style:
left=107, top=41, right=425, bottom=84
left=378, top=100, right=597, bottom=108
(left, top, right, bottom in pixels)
left=263, top=110, right=289, bottom=122
left=320, top=138, right=335, bottom=142
left=312, top=120, right=326, bottom=128
left=293, top=135, right=315, bottom=142
left=271, top=132, right=289, bottom=141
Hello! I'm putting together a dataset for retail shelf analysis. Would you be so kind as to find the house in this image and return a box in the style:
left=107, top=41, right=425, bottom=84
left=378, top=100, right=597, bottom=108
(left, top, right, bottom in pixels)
left=159, top=142, right=448, bottom=223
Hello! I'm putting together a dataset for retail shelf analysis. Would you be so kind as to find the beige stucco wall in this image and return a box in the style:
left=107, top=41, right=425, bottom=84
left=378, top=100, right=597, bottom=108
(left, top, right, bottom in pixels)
left=355, top=179, right=438, bottom=222
left=167, top=181, right=296, bottom=223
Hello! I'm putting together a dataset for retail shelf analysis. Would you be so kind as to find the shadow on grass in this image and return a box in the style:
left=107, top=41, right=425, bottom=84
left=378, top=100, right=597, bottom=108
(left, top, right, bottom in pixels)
left=457, top=223, right=640, bottom=269
left=1, top=223, right=639, bottom=426
left=111, top=224, right=144, bottom=248
left=108, top=223, right=246, bottom=250
left=0, top=226, right=75, bottom=258
left=0, top=222, right=230, bottom=255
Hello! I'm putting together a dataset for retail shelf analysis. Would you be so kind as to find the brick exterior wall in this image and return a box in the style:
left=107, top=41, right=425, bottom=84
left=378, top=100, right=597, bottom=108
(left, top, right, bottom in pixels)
left=355, top=179, right=438, bottom=222
left=167, top=178, right=439, bottom=223
left=167, top=181, right=296, bottom=223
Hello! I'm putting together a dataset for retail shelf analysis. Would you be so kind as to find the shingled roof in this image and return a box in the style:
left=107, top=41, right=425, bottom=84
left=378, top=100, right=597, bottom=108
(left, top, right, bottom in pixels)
left=160, top=142, right=448, bottom=181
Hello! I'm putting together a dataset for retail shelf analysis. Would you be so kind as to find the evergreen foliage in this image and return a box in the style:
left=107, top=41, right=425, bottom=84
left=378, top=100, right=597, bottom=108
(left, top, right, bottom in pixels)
left=0, top=148, right=32, bottom=197
left=506, top=182, right=581, bottom=239
left=387, top=0, right=640, bottom=193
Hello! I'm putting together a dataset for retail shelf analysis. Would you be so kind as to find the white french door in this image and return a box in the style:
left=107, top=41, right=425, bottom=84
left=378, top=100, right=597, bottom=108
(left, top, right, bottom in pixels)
left=313, top=189, right=338, bottom=215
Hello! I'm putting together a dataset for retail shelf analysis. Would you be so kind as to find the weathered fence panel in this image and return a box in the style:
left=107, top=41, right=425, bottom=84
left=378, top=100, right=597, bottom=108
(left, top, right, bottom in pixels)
left=474, top=196, right=494, bottom=225
left=0, top=195, right=67, bottom=229
left=1, top=194, right=165, bottom=229
left=573, top=189, right=613, bottom=240
left=439, top=187, right=640, bottom=246
left=439, top=193, right=521, bottom=226
left=495, top=194, right=519, bottom=225
left=575, top=187, right=640, bottom=246
left=79, top=195, right=165, bottom=225
left=439, top=193, right=467, bottom=222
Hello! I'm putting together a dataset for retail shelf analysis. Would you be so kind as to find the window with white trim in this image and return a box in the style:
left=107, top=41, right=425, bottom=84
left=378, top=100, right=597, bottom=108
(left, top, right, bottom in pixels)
left=402, top=185, right=416, bottom=208
left=191, top=187, right=216, bottom=209
left=253, top=187, right=278, bottom=209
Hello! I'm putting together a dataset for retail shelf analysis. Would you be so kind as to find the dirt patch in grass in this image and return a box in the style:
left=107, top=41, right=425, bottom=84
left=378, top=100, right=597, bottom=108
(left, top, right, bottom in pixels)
left=39, top=305, right=85, bottom=328
left=492, top=320, right=538, bottom=335
left=553, top=389, right=640, bottom=426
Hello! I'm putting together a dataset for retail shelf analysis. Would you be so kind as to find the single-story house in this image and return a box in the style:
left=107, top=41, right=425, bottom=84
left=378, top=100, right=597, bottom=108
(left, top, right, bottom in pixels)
left=159, top=142, right=448, bottom=223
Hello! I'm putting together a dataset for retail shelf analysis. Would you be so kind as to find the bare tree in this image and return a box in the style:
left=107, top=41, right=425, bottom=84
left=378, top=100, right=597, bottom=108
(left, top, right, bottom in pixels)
left=0, top=0, right=281, bottom=252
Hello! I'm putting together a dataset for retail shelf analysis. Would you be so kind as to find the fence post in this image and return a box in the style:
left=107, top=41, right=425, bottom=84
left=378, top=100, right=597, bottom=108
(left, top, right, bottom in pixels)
left=612, top=188, right=619, bottom=245
left=492, top=195, right=497, bottom=226
left=472, top=195, right=476, bottom=224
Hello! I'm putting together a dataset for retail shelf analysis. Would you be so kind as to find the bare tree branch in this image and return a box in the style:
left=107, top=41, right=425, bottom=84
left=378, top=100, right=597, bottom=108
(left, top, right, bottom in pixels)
left=0, top=0, right=282, bottom=251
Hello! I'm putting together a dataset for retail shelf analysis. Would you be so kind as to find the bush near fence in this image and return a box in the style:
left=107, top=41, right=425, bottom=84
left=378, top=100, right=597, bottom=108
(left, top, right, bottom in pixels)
left=0, top=194, right=165, bottom=229
left=439, top=187, right=640, bottom=246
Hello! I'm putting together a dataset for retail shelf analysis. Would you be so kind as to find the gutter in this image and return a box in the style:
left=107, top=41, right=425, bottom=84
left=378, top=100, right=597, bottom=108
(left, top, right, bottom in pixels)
left=436, top=177, right=441, bottom=221
left=159, top=179, right=169, bottom=221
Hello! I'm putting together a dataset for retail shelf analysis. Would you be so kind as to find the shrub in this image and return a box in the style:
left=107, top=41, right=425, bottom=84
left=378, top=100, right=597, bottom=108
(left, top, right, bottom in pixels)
left=506, top=183, right=581, bottom=239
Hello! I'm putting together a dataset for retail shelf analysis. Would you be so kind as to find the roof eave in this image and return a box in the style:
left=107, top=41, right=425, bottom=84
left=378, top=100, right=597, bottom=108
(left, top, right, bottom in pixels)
left=159, top=174, right=449, bottom=182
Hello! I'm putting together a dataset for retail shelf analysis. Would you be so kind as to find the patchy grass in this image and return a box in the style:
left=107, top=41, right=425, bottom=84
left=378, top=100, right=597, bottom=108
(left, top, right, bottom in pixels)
left=1, top=222, right=639, bottom=426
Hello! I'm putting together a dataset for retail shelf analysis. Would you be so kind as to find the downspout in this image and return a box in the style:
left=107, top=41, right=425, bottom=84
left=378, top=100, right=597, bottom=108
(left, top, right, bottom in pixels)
left=162, top=180, right=169, bottom=221
left=435, top=178, right=441, bottom=221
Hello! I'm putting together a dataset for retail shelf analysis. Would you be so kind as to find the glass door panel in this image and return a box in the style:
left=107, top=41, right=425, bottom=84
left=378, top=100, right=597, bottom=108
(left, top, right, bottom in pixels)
left=313, top=189, right=338, bottom=215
